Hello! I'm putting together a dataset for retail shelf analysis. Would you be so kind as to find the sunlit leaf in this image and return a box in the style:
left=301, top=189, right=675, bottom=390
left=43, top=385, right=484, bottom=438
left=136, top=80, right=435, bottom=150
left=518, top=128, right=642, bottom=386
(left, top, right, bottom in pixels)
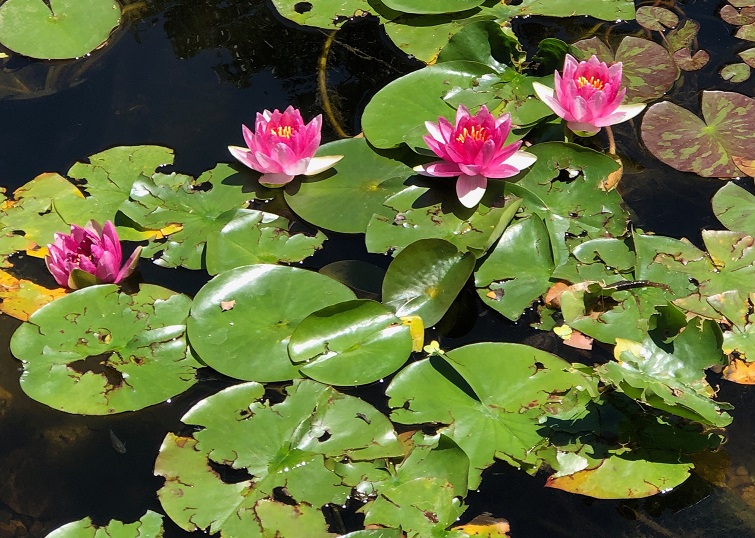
left=0, top=0, right=121, bottom=60
left=711, top=182, right=755, bottom=235
left=45, top=511, right=164, bottom=538
left=636, top=6, right=678, bottom=31
left=640, top=91, right=755, bottom=178
left=0, top=269, right=66, bottom=321
left=382, top=0, right=484, bottom=15
left=187, top=264, right=356, bottom=382
left=10, top=284, right=200, bottom=415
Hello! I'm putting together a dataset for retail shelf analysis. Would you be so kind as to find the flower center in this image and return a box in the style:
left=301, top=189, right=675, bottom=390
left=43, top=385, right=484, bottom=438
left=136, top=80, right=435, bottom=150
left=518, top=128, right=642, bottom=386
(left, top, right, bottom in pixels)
left=576, top=75, right=605, bottom=91
left=456, top=125, right=489, bottom=144
left=271, top=125, right=294, bottom=138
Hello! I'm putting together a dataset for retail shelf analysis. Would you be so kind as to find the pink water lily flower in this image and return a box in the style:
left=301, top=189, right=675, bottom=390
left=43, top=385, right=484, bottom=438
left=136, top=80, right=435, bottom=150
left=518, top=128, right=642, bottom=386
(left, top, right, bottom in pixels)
left=414, top=104, right=537, bottom=208
left=45, top=220, right=141, bottom=289
left=532, top=54, right=646, bottom=136
left=228, top=106, right=343, bottom=187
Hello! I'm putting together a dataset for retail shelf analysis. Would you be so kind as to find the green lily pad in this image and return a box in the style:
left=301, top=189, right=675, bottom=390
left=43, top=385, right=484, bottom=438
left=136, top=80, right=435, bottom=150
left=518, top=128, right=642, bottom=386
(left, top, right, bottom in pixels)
left=289, top=299, right=413, bottom=386
left=0, top=0, right=121, bottom=60
left=721, top=63, right=751, bottom=83
left=382, top=239, right=475, bottom=327
left=319, top=260, right=385, bottom=300
left=284, top=138, right=414, bottom=234
left=641, top=91, right=755, bottom=178
left=365, top=181, right=521, bottom=257
left=712, top=182, right=755, bottom=235
left=155, top=380, right=403, bottom=536
left=387, top=343, right=597, bottom=487
left=55, top=145, right=174, bottom=236
left=10, top=284, right=199, bottom=415
left=45, top=511, right=164, bottom=538
left=361, top=433, right=469, bottom=536
left=736, top=22, right=755, bottom=41
left=204, top=210, right=326, bottom=275
left=741, top=47, right=755, bottom=67
left=436, top=20, right=524, bottom=70
left=382, top=0, right=485, bottom=14
left=362, top=61, right=495, bottom=150
left=475, top=215, right=555, bottom=321
left=187, top=265, right=356, bottom=382
left=119, top=164, right=256, bottom=269
left=268, top=0, right=398, bottom=29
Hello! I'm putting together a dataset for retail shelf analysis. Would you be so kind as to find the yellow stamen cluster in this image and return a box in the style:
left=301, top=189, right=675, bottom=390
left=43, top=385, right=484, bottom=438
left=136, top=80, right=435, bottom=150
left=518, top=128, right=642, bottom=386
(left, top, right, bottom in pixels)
left=271, top=125, right=294, bottom=138
left=455, top=125, right=489, bottom=143
left=576, top=75, right=605, bottom=90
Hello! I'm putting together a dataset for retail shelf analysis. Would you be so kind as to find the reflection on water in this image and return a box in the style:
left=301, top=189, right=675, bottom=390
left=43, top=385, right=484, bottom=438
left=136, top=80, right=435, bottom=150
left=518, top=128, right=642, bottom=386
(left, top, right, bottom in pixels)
left=0, top=0, right=753, bottom=536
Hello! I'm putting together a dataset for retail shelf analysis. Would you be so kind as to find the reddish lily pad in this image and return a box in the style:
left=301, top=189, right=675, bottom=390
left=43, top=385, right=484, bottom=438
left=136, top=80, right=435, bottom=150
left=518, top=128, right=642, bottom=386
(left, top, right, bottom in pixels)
left=720, top=5, right=755, bottom=25
left=736, top=22, right=755, bottom=41
left=635, top=6, right=678, bottom=32
left=673, top=48, right=710, bottom=71
left=740, top=47, right=755, bottom=67
left=641, top=91, right=755, bottom=177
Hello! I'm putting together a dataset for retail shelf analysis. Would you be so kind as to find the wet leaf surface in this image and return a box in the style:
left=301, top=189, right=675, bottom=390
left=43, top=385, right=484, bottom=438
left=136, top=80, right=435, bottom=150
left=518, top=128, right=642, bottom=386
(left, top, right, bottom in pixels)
left=45, top=511, right=164, bottom=538
left=10, top=284, right=200, bottom=414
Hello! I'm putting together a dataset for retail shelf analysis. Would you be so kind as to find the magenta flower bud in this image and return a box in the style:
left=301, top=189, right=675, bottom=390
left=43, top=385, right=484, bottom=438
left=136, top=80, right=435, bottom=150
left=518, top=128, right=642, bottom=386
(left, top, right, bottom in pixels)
left=228, top=106, right=343, bottom=187
left=45, top=220, right=142, bottom=289
left=533, top=54, right=646, bottom=136
left=414, top=104, right=537, bottom=208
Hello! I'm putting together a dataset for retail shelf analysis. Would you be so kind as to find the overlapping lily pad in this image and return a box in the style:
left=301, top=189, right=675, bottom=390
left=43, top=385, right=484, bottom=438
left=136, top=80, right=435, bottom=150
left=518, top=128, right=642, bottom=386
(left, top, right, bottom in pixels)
left=204, top=210, right=325, bottom=275
left=382, top=239, right=475, bottom=327
left=641, top=91, right=755, bottom=177
left=10, top=284, right=199, bottom=415
left=187, top=265, right=356, bottom=382
left=45, top=511, right=164, bottom=538
left=0, top=0, right=121, bottom=60
left=119, top=164, right=256, bottom=269
left=155, top=380, right=403, bottom=536
left=712, top=182, right=755, bottom=235
left=284, top=138, right=413, bottom=234
left=289, top=299, right=413, bottom=386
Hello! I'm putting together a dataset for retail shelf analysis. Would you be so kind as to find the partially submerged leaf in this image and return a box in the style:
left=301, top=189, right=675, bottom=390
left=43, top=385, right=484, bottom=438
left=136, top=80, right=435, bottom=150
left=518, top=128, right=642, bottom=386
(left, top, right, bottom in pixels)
left=45, top=511, right=164, bottom=538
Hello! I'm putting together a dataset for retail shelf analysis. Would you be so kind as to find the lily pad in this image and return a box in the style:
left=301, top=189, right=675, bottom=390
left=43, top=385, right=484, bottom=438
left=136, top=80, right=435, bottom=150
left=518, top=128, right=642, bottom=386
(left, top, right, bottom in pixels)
left=635, top=6, right=678, bottom=32
left=640, top=91, right=755, bottom=177
left=381, top=0, right=485, bottom=15
left=268, top=0, right=398, bottom=29
left=204, top=210, right=326, bottom=275
left=289, top=299, right=413, bottom=386
left=0, top=0, right=121, bottom=60
left=382, top=239, right=475, bottom=327
left=10, top=284, right=200, bottom=415
left=119, top=164, right=255, bottom=269
left=362, top=61, right=495, bottom=150
left=720, top=63, right=751, bottom=82
left=475, top=215, right=555, bottom=321
left=284, top=138, right=414, bottom=234
left=387, top=343, right=597, bottom=487
left=712, top=182, right=755, bottom=235
left=187, top=265, right=356, bottom=382
left=45, top=512, right=164, bottom=538
left=155, top=380, right=403, bottom=536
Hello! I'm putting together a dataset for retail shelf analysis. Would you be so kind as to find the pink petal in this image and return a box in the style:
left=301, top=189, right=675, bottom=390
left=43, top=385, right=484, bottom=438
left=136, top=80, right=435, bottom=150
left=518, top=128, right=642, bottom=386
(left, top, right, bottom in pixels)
left=456, top=174, right=487, bottom=208
left=414, top=161, right=462, bottom=177
left=259, top=172, right=295, bottom=186
left=228, top=146, right=264, bottom=172
left=592, top=103, right=646, bottom=127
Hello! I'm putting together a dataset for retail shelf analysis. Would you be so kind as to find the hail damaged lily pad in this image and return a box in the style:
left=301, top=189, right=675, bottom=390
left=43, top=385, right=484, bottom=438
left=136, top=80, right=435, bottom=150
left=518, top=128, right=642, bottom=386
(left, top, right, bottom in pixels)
left=0, top=0, right=121, bottom=60
left=360, top=433, right=469, bottom=537
left=712, top=182, right=755, bottom=235
left=0, top=172, right=83, bottom=259
left=204, top=210, right=325, bottom=275
left=268, top=0, right=398, bottom=29
left=155, top=380, right=403, bottom=536
left=387, top=343, right=598, bottom=488
left=640, top=91, right=755, bottom=178
left=475, top=215, right=555, bottom=321
left=598, top=323, right=732, bottom=428
left=365, top=180, right=520, bottom=256
left=362, top=61, right=495, bottom=150
left=119, top=164, right=255, bottom=269
left=382, top=239, right=475, bottom=327
left=572, top=36, right=678, bottom=102
left=54, top=145, right=174, bottom=238
left=508, top=142, right=626, bottom=268
left=188, top=264, right=355, bottom=382
left=289, top=300, right=413, bottom=386
left=10, top=284, right=199, bottom=415
left=284, top=138, right=413, bottom=234
left=45, top=511, right=164, bottom=538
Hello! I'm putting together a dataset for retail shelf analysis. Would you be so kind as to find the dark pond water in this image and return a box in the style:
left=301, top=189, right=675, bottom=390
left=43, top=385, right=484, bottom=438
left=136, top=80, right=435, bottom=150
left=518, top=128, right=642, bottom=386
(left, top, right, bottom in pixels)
left=0, top=0, right=753, bottom=536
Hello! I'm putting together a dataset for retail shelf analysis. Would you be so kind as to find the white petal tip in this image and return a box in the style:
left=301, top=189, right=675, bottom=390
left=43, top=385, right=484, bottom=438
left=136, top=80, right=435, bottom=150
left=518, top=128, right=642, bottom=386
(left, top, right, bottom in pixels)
left=303, top=155, right=343, bottom=176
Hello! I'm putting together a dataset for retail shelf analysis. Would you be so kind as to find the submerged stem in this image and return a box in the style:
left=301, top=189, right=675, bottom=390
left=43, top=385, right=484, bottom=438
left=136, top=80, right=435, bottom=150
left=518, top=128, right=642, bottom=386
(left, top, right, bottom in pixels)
left=605, top=125, right=616, bottom=155
left=318, top=30, right=349, bottom=138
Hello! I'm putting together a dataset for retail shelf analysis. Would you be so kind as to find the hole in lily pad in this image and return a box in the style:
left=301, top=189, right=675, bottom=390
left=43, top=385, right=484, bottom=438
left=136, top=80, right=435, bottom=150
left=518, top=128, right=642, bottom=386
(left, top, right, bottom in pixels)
left=208, top=460, right=253, bottom=484
left=69, top=354, right=124, bottom=388
left=294, top=2, right=312, bottom=13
